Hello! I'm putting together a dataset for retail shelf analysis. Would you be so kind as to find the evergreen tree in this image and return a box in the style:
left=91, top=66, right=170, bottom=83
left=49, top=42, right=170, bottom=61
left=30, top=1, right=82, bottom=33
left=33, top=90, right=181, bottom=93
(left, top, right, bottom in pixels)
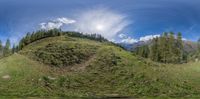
left=150, top=37, right=159, bottom=61
left=12, top=44, right=16, bottom=54
left=136, top=32, right=185, bottom=64
left=198, top=38, right=200, bottom=52
left=24, top=33, right=31, bottom=45
left=168, top=32, right=175, bottom=63
left=3, top=39, right=11, bottom=57
left=177, top=32, right=183, bottom=62
left=0, top=40, right=3, bottom=57
left=159, top=32, right=168, bottom=63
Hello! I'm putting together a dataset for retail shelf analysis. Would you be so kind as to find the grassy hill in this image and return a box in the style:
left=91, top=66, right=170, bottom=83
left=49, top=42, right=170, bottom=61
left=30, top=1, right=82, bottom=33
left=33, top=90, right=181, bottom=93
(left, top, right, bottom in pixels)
left=0, top=35, right=200, bottom=98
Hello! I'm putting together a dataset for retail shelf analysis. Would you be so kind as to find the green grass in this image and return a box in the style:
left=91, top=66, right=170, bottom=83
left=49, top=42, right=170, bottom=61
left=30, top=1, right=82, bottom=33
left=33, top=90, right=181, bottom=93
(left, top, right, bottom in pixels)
left=0, top=36, right=200, bottom=98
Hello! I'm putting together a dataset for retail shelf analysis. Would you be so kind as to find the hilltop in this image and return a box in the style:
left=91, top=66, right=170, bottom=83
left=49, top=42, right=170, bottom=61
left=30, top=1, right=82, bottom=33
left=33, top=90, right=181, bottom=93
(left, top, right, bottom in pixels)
left=0, top=32, right=200, bottom=98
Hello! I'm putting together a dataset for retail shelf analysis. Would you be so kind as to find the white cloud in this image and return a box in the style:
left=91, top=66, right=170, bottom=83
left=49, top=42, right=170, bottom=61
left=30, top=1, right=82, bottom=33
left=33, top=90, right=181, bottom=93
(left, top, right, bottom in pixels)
left=40, top=17, right=76, bottom=30
left=139, top=34, right=160, bottom=42
left=38, top=8, right=130, bottom=40
left=118, top=33, right=138, bottom=44
left=73, top=7, right=130, bottom=39
left=118, top=34, right=160, bottom=44
left=120, top=37, right=138, bottom=44
left=118, top=33, right=127, bottom=39
left=182, top=38, right=187, bottom=41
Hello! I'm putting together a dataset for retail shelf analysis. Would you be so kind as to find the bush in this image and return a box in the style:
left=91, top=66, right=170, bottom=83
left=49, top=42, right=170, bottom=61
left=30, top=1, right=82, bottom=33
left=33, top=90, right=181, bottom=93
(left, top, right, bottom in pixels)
left=34, top=42, right=97, bottom=67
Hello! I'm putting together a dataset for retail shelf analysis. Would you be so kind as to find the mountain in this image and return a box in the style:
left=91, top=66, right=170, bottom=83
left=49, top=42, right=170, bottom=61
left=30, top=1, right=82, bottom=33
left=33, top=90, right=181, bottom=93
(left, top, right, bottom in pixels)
left=118, top=41, right=152, bottom=51
left=120, top=40, right=198, bottom=53
left=183, top=41, right=198, bottom=53
left=0, top=34, right=200, bottom=98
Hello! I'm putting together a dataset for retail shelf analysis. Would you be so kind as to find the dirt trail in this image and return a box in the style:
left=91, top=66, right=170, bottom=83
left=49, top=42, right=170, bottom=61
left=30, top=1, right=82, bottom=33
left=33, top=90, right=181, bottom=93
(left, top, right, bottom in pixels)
left=70, top=54, right=97, bottom=71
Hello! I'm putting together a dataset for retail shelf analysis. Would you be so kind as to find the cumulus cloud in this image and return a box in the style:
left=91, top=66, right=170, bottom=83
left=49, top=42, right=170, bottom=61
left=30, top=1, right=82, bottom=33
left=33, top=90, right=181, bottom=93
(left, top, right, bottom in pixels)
left=139, top=34, right=160, bottom=42
left=73, top=8, right=130, bottom=39
left=118, top=33, right=138, bottom=44
left=118, top=33, right=160, bottom=44
left=118, top=34, right=127, bottom=39
left=120, top=37, right=138, bottom=44
left=40, top=17, right=76, bottom=30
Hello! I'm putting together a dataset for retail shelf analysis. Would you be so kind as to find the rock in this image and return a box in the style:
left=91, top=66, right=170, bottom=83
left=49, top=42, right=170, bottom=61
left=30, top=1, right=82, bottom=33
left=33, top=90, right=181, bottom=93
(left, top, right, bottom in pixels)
left=195, top=58, right=199, bottom=62
left=48, top=76, right=56, bottom=80
left=2, top=75, right=11, bottom=79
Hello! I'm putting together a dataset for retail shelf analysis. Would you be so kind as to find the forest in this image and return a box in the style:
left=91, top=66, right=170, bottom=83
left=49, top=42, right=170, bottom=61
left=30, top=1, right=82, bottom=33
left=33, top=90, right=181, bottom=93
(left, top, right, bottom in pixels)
left=134, top=32, right=200, bottom=64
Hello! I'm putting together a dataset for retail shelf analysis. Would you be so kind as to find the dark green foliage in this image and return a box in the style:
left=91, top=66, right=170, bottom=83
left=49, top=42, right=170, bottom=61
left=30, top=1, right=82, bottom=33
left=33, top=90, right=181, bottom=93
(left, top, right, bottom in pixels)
left=198, top=38, right=200, bottom=52
left=149, top=37, right=159, bottom=61
left=0, top=40, right=3, bottom=58
left=3, top=39, right=11, bottom=57
left=135, top=45, right=150, bottom=58
left=0, top=39, right=14, bottom=58
left=134, top=32, right=185, bottom=64
left=34, top=42, right=97, bottom=67
left=12, top=44, right=16, bottom=54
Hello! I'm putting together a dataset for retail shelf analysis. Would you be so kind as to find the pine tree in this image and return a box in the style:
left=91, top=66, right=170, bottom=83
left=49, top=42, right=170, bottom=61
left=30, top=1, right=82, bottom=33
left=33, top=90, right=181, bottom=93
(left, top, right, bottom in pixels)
left=24, top=33, right=31, bottom=45
left=168, top=32, right=175, bottom=63
left=177, top=32, right=183, bottom=62
left=3, top=39, right=11, bottom=57
left=198, top=38, right=200, bottom=52
left=0, top=40, right=3, bottom=57
left=12, top=44, right=16, bottom=54
left=159, top=32, right=168, bottom=63
left=150, top=37, right=159, bottom=61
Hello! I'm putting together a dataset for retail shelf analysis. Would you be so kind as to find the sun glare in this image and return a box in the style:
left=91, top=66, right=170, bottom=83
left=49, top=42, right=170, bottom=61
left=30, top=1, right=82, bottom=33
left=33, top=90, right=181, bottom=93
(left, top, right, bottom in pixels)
left=96, top=24, right=104, bottom=31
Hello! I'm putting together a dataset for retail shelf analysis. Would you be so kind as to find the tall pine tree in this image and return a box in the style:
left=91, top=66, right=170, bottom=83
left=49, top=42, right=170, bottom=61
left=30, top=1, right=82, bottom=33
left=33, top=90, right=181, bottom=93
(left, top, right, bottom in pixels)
left=177, top=32, right=183, bottom=62
left=3, top=39, right=11, bottom=57
left=0, top=40, right=3, bottom=57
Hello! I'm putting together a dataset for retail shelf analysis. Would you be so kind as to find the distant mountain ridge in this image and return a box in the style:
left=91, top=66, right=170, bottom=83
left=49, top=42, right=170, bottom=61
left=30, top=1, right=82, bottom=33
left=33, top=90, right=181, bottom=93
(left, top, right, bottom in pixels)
left=119, top=39, right=198, bottom=53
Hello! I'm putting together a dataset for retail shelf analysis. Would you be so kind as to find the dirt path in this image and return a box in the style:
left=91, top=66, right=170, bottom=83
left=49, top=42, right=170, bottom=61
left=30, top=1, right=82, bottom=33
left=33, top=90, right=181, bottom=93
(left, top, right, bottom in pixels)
left=70, top=54, right=97, bottom=72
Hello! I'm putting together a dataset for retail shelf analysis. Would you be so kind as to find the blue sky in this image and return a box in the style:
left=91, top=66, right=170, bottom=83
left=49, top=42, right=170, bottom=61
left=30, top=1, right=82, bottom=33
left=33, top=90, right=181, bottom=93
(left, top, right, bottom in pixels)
left=0, top=0, right=200, bottom=44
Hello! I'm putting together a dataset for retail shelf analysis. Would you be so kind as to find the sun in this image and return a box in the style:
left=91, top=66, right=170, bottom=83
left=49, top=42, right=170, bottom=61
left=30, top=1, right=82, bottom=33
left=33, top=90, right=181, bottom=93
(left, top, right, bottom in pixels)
left=95, top=24, right=104, bottom=31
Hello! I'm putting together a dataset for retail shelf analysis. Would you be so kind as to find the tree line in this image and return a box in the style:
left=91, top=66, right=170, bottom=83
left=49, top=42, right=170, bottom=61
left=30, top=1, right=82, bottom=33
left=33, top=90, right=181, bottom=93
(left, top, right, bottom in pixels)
left=0, top=29, right=108, bottom=58
left=134, top=32, right=186, bottom=64
left=17, top=29, right=108, bottom=50
left=194, top=39, right=200, bottom=61
left=0, top=39, right=14, bottom=58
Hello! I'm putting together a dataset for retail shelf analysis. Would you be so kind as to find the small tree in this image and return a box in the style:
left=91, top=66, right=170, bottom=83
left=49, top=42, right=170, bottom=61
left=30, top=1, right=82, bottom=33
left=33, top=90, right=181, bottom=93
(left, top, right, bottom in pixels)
left=198, top=38, right=200, bottom=52
left=12, top=44, right=16, bottom=54
left=0, top=40, right=3, bottom=57
left=177, top=32, right=183, bottom=62
left=3, top=39, right=11, bottom=57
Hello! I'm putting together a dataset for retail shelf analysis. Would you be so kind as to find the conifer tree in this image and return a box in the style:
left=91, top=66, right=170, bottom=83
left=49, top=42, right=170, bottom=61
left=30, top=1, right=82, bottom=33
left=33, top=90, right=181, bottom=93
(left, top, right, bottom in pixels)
left=198, top=38, right=200, bottom=52
left=0, top=40, right=3, bottom=57
left=137, top=32, right=185, bottom=64
left=12, top=44, right=16, bottom=54
left=177, top=32, right=183, bottom=62
left=160, top=32, right=168, bottom=63
left=3, top=39, right=11, bottom=57
left=150, top=37, right=159, bottom=61
left=168, top=32, right=175, bottom=63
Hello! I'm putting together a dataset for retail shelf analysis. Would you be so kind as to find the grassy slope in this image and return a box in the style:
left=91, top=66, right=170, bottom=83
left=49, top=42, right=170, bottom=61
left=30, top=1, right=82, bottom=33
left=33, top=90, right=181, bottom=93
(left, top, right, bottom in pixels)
left=0, top=36, right=200, bottom=98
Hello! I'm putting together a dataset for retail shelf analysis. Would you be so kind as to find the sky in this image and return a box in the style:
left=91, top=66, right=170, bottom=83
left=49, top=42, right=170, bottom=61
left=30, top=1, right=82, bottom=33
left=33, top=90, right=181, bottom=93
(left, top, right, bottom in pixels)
left=0, top=0, right=200, bottom=45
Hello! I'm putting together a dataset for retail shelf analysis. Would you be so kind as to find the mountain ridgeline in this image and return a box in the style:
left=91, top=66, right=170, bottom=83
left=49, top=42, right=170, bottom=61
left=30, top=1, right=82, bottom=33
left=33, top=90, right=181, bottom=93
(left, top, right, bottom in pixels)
left=134, top=32, right=189, bottom=64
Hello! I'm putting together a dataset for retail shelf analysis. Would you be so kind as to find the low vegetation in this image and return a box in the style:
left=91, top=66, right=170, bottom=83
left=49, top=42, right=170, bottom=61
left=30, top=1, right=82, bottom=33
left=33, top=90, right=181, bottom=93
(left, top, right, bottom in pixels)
left=0, top=30, right=200, bottom=98
left=34, top=40, right=98, bottom=67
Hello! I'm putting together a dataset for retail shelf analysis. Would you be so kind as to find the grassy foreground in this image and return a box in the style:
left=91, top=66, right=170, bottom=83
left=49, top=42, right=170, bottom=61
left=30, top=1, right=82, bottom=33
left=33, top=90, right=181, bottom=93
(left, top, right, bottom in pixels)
left=0, top=36, right=200, bottom=98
